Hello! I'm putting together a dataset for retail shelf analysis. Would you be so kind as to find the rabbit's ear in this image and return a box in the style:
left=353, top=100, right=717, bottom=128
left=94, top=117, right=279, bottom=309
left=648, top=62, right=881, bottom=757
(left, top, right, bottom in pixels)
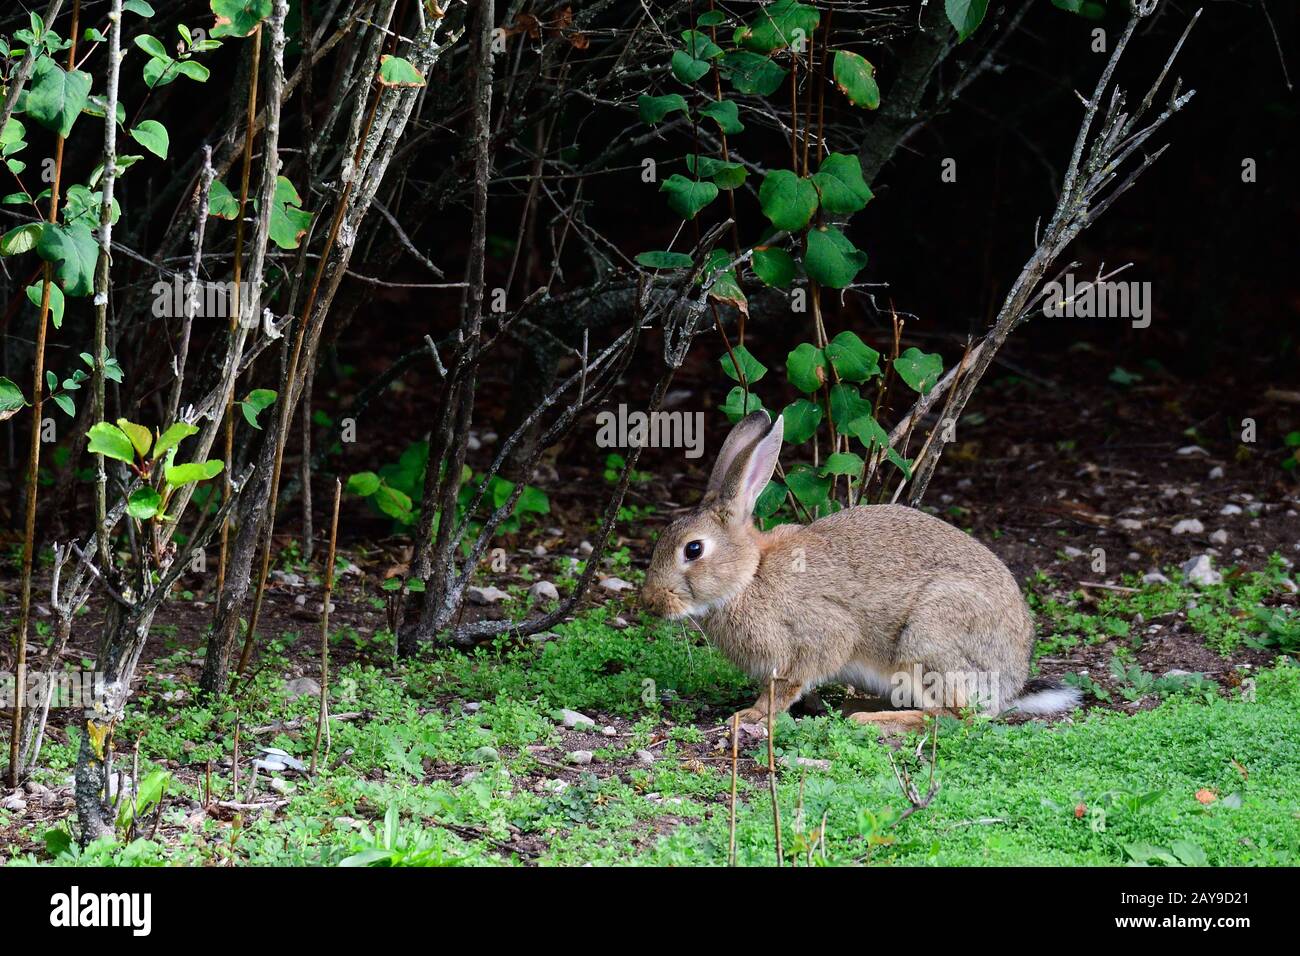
left=706, top=410, right=773, bottom=494
left=718, top=414, right=783, bottom=520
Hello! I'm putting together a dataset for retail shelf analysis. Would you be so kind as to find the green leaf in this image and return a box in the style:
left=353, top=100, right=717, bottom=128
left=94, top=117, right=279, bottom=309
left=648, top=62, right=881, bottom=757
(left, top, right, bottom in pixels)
left=635, top=250, right=693, bottom=269
left=267, top=176, right=313, bottom=249
left=1, top=223, right=42, bottom=255
left=703, top=249, right=747, bottom=317
left=821, top=451, right=864, bottom=477
left=377, top=54, right=426, bottom=87
left=62, top=185, right=121, bottom=229
left=347, top=471, right=381, bottom=497
left=164, top=448, right=224, bottom=487
left=87, top=421, right=136, bottom=463
left=786, top=342, right=827, bottom=393
left=239, top=388, right=277, bottom=429
left=659, top=174, right=718, bottom=220
left=207, top=179, right=239, bottom=219
left=735, top=0, right=820, bottom=54
left=516, top=484, right=550, bottom=515
left=374, top=483, right=414, bottom=524
left=638, top=93, right=688, bottom=125
left=1051, top=0, right=1107, bottom=19
left=945, top=0, right=990, bottom=42
left=759, top=169, right=818, bottom=232
left=824, top=330, right=880, bottom=382
left=718, top=50, right=787, bottom=96
left=720, top=386, right=765, bottom=424
left=811, top=152, right=874, bottom=214
left=173, top=60, right=211, bottom=83
left=697, top=11, right=728, bottom=28
left=53, top=393, right=75, bottom=416
left=784, top=462, right=830, bottom=510
left=699, top=98, right=744, bottom=134
left=847, top=415, right=888, bottom=452
left=802, top=225, right=866, bottom=289
left=36, top=222, right=98, bottom=297
left=133, top=34, right=168, bottom=59
left=893, top=347, right=943, bottom=394
left=211, top=0, right=272, bottom=38
left=151, top=421, right=198, bottom=460
left=127, top=487, right=162, bottom=520
left=670, top=50, right=711, bottom=85
left=116, top=418, right=153, bottom=458
left=831, top=50, right=881, bottom=109
left=781, top=398, right=821, bottom=444
left=753, top=478, right=786, bottom=519
left=124, top=0, right=156, bottom=15
left=720, top=345, right=767, bottom=385
left=752, top=246, right=796, bottom=288
left=129, top=119, right=169, bottom=159
left=0, top=116, right=24, bottom=146
left=25, top=281, right=65, bottom=329
left=682, top=30, right=723, bottom=61
left=685, top=154, right=747, bottom=189
left=24, top=56, right=92, bottom=137
left=828, top=383, right=871, bottom=428
left=0, top=376, right=28, bottom=421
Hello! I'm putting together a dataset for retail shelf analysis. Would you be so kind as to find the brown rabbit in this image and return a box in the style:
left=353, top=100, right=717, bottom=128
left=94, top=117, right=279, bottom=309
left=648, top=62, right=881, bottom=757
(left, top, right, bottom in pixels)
left=641, top=410, right=1080, bottom=729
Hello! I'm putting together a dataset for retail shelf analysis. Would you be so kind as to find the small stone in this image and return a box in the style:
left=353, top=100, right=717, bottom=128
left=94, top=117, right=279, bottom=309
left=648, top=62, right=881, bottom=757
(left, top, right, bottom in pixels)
left=284, top=676, right=321, bottom=700
left=1181, top=554, right=1223, bottom=587
left=466, top=433, right=482, bottom=451
left=1116, top=518, right=1143, bottom=531
left=269, top=777, right=296, bottom=795
left=529, top=580, right=560, bottom=602
left=1171, top=518, right=1204, bottom=535
left=610, top=616, right=630, bottom=629
left=464, top=701, right=482, bottom=712
left=635, top=750, right=656, bottom=766
left=598, top=577, right=635, bottom=593
left=568, top=750, right=594, bottom=766
left=271, top=570, right=303, bottom=587
left=541, top=779, right=569, bottom=794
left=531, top=544, right=548, bottom=557
left=559, top=708, right=595, bottom=728
left=1280, top=579, right=1298, bottom=594
left=467, top=585, right=510, bottom=605
left=23, top=781, right=47, bottom=796
left=1219, top=504, right=1242, bottom=516
left=1, top=794, right=27, bottom=812
left=601, top=725, right=617, bottom=737
left=471, top=746, right=500, bottom=763
left=1208, top=466, right=1224, bottom=480
left=1142, top=571, right=1171, bottom=585
left=1162, top=668, right=1192, bottom=679
left=294, top=593, right=308, bottom=606
left=1176, top=445, right=1209, bottom=457
left=1209, top=529, right=1229, bottom=545
left=578, top=541, right=594, bottom=556
left=787, top=756, right=832, bottom=771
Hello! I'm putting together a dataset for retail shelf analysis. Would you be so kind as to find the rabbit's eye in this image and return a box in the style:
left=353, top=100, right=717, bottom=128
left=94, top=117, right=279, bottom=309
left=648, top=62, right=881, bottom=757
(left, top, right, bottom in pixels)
left=683, top=540, right=704, bottom=561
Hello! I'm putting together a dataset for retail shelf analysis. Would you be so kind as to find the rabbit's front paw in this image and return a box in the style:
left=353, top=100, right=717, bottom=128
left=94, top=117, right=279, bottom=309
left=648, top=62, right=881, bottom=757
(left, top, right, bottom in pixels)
left=731, top=706, right=767, bottom=726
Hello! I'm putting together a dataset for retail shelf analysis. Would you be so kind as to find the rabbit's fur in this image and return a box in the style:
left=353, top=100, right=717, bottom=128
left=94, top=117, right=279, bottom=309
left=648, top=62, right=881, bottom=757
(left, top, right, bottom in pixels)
left=642, top=411, right=1081, bottom=726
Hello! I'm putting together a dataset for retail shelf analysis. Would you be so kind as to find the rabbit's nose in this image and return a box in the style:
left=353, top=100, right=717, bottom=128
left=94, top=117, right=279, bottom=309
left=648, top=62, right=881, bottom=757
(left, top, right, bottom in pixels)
left=640, top=582, right=666, bottom=613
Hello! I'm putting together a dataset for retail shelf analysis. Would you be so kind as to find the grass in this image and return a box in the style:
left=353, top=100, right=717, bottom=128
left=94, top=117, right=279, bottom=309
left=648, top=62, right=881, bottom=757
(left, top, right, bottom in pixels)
left=4, top=565, right=1298, bottom=867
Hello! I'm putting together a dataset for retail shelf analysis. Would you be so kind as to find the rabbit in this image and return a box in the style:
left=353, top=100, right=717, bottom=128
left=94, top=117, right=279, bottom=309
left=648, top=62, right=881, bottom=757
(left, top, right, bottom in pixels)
left=641, top=410, right=1081, bottom=730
